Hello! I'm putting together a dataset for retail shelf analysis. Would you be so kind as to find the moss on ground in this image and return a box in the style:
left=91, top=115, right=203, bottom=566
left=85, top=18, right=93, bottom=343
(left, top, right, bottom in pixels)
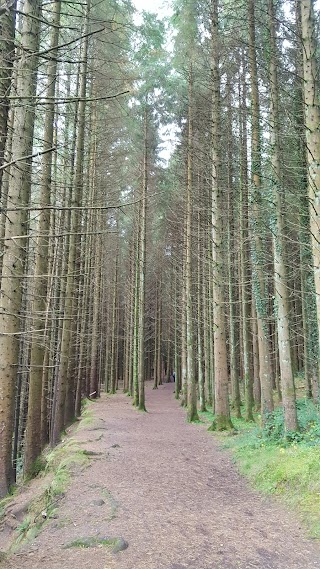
left=64, top=536, right=128, bottom=553
left=12, top=439, right=89, bottom=550
left=76, top=404, right=95, bottom=429
left=6, top=400, right=94, bottom=552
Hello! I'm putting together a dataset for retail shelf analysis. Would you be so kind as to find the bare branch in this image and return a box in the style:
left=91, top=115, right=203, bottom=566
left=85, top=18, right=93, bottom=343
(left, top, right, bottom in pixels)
left=0, top=146, right=56, bottom=172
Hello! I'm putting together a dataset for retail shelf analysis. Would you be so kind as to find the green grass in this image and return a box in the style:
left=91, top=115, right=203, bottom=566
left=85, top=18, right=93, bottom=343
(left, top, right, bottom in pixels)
left=15, top=515, right=42, bottom=545
left=45, top=440, right=89, bottom=497
left=76, top=405, right=95, bottom=430
left=64, top=537, right=117, bottom=549
left=9, top=439, right=89, bottom=551
left=200, top=399, right=320, bottom=539
left=64, top=536, right=128, bottom=553
left=2, top=402, right=94, bottom=554
left=0, top=494, right=16, bottom=523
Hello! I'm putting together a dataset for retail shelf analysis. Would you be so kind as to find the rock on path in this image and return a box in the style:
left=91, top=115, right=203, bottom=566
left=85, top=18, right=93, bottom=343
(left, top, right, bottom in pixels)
left=2, top=383, right=320, bottom=569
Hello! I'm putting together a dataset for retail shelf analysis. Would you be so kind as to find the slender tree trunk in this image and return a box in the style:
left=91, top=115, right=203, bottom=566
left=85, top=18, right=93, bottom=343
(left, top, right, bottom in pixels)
left=239, top=54, right=254, bottom=421
left=153, top=283, right=159, bottom=389
left=90, top=218, right=102, bottom=397
left=132, top=225, right=140, bottom=407
left=208, top=270, right=215, bottom=412
left=0, top=0, right=16, bottom=193
left=268, top=0, right=298, bottom=431
left=186, top=64, right=198, bottom=423
left=137, top=109, right=148, bottom=412
left=227, top=78, right=241, bottom=419
left=0, top=0, right=42, bottom=497
left=209, top=0, right=232, bottom=431
left=157, top=291, right=162, bottom=387
left=203, top=252, right=212, bottom=407
left=301, top=0, right=320, bottom=388
left=181, top=250, right=187, bottom=407
left=128, top=245, right=135, bottom=396
left=24, top=0, right=61, bottom=474
left=174, top=270, right=180, bottom=398
left=248, top=0, right=274, bottom=421
left=52, top=0, right=90, bottom=445
left=110, top=235, right=119, bottom=394
left=197, top=210, right=206, bottom=412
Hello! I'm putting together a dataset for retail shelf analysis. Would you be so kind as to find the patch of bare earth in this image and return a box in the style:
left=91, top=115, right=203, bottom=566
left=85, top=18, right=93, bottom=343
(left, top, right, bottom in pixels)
left=2, top=383, right=320, bottom=569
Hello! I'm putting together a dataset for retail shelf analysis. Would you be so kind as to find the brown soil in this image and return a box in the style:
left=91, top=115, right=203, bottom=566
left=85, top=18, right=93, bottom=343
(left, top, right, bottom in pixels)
left=1, top=383, right=320, bottom=569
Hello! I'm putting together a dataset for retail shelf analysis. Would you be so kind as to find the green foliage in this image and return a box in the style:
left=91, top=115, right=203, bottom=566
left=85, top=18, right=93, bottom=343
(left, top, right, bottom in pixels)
left=132, top=11, right=170, bottom=110
left=262, top=399, right=320, bottom=446
left=229, top=441, right=320, bottom=538
left=172, top=0, right=200, bottom=64
left=199, top=401, right=320, bottom=536
left=221, top=401, right=320, bottom=538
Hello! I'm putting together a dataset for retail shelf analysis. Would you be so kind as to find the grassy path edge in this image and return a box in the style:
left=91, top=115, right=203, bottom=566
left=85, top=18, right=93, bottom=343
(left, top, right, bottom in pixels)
left=198, top=407, right=320, bottom=540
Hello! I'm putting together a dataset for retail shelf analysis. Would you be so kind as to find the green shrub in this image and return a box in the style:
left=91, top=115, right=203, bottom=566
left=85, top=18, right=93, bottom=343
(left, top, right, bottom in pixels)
left=220, top=399, right=320, bottom=538
left=262, top=399, right=320, bottom=446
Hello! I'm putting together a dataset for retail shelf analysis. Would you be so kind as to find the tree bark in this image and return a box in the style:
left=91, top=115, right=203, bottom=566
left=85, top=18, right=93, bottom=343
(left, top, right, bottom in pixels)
left=0, top=0, right=16, bottom=193
left=186, top=64, right=198, bottom=423
left=137, top=108, right=148, bottom=412
left=52, top=0, right=90, bottom=445
left=0, top=0, right=42, bottom=496
left=248, top=0, right=274, bottom=420
left=301, top=0, right=320, bottom=389
left=24, top=0, right=61, bottom=474
left=268, top=0, right=298, bottom=431
left=209, top=0, right=233, bottom=431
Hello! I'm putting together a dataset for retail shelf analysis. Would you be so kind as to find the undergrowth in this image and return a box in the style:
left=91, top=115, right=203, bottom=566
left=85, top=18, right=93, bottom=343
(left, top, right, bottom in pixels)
left=76, top=401, right=95, bottom=430
left=200, top=398, right=320, bottom=539
left=13, top=439, right=89, bottom=549
left=9, top=400, right=94, bottom=551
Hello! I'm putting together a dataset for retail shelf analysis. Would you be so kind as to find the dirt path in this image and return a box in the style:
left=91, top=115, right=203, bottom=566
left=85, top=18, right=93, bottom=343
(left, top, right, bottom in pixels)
left=2, top=383, right=320, bottom=569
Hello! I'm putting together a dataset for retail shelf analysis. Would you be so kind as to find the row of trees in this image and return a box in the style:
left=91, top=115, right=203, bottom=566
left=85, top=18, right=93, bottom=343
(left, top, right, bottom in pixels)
left=0, top=0, right=319, bottom=497
left=0, top=0, right=142, bottom=496
left=162, top=0, right=320, bottom=432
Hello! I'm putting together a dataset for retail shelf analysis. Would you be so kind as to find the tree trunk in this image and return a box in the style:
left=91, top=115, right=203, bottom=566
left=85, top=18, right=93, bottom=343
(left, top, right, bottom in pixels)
left=301, top=0, right=320, bottom=389
left=210, top=0, right=233, bottom=431
left=186, top=64, right=198, bottom=423
left=0, top=0, right=15, bottom=193
left=268, top=0, right=298, bottom=431
left=24, top=0, right=61, bottom=475
left=197, top=210, right=206, bottom=412
left=0, top=0, right=42, bottom=497
left=239, top=53, right=254, bottom=421
left=227, top=77, right=241, bottom=419
left=248, top=0, right=274, bottom=421
left=137, top=109, right=148, bottom=412
left=52, top=0, right=90, bottom=445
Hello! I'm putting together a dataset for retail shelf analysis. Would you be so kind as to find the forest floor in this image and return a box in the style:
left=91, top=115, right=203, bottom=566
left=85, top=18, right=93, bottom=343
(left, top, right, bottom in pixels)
left=1, top=383, right=320, bottom=569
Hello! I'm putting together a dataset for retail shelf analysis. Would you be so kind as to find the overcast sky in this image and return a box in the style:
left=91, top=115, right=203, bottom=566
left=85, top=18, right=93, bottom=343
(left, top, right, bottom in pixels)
left=133, top=0, right=320, bottom=16
left=133, top=0, right=161, bottom=11
left=133, top=0, right=172, bottom=18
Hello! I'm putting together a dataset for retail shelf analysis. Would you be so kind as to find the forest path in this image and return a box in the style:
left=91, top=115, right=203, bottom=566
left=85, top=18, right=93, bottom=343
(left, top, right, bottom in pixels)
left=3, top=383, right=320, bottom=569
